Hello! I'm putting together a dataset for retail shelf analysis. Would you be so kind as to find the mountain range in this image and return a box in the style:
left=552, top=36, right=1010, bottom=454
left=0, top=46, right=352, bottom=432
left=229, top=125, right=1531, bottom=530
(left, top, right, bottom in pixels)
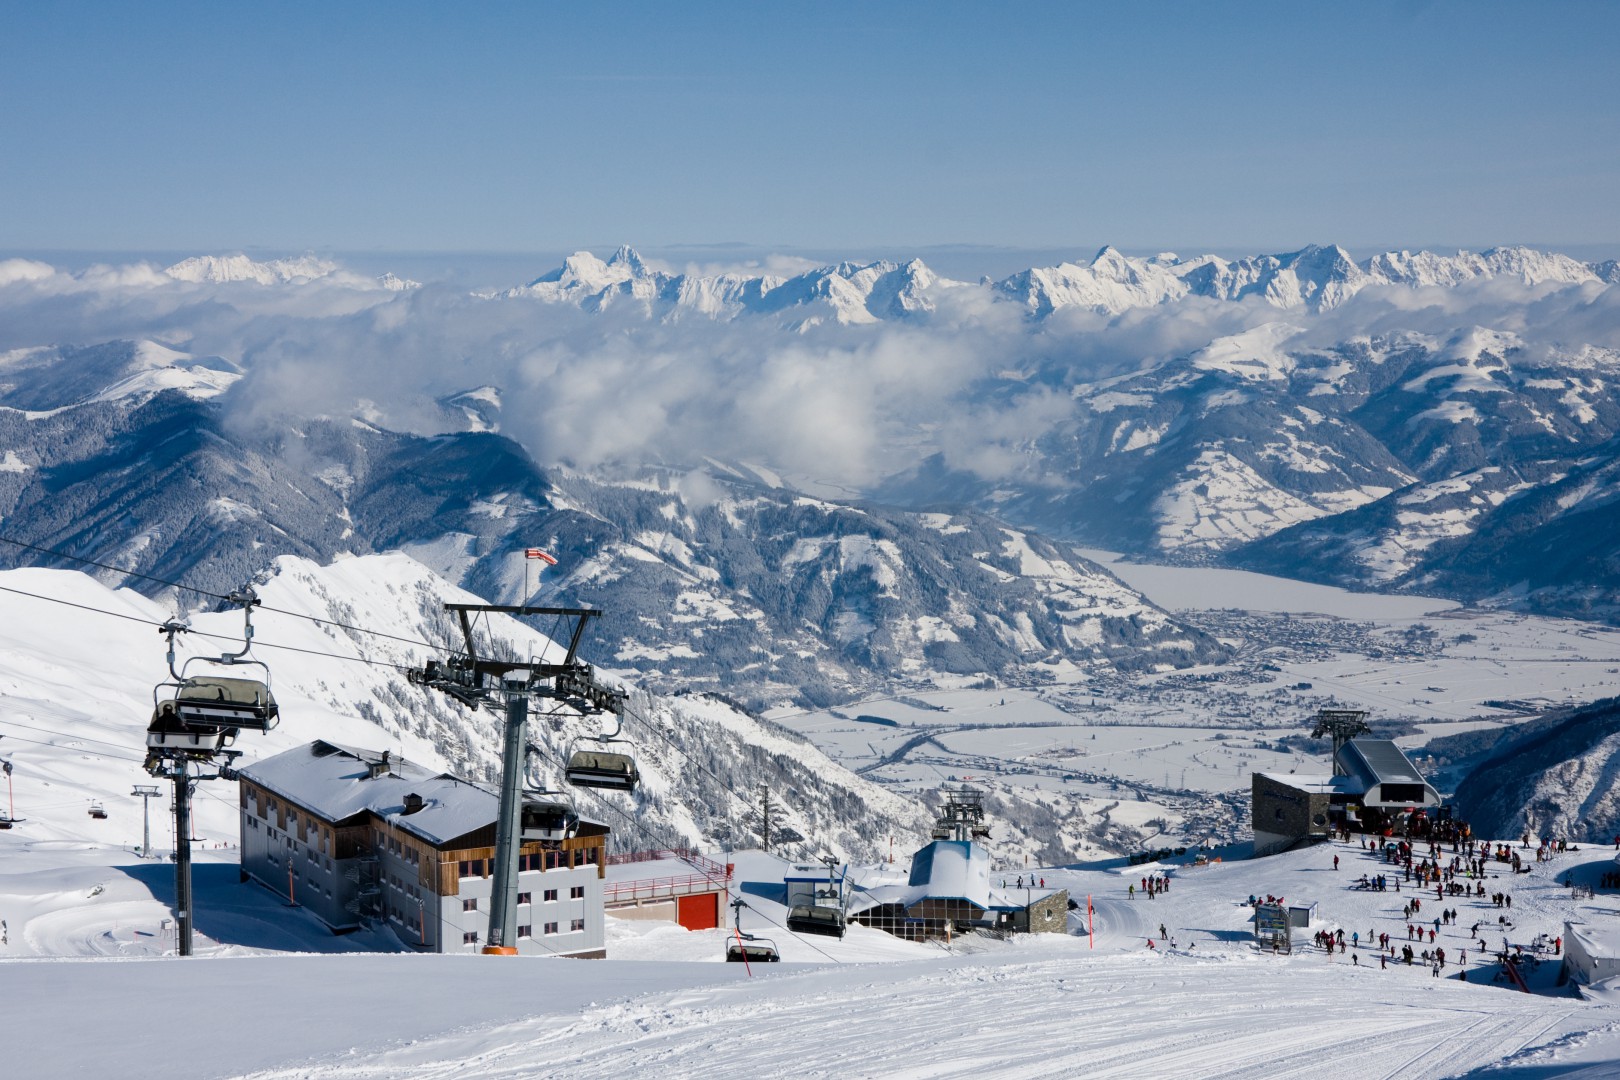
left=502, top=242, right=1616, bottom=324
left=0, top=338, right=1226, bottom=711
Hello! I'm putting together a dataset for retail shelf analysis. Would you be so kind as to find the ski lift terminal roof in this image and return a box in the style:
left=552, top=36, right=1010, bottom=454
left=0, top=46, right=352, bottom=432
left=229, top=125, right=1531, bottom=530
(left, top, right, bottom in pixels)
left=240, top=740, right=605, bottom=849
left=1254, top=774, right=1360, bottom=795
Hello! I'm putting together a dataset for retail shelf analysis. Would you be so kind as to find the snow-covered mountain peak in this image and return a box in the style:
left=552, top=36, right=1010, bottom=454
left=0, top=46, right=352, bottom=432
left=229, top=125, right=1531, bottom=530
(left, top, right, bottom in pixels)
left=0, top=338, right=241, bottom=412
left=164, top=253, right=341, bottom=285
left=606, top=244, right=651, bottom=273
left=1441, top=326, right=1522, bottom=362
left=1190, top=322, right=1305, bottom=382
left=378, top=271, right=421, bottom=292
left=443, top=385, right=503, bottom=432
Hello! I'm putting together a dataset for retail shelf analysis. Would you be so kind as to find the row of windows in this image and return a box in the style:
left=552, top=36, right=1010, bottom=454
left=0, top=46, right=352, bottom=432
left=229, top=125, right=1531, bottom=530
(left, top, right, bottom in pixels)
left=462, top=887, right=581, bottom=914
left=489, top=919, right=587, bottom=944
left=457, top=849, right=601, bottom=879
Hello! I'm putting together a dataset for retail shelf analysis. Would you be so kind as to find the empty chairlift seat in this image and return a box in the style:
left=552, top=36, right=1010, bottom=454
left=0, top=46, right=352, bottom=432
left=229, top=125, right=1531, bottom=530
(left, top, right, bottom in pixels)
left=726, top=934, right=780, bottom=963
left=170, top=677, right=279, bottom=732
left=564, top=747, right=639, bottom=792
left=786, top=904, right=847, bottom=938
left=520, top=799, right=580, bottom=842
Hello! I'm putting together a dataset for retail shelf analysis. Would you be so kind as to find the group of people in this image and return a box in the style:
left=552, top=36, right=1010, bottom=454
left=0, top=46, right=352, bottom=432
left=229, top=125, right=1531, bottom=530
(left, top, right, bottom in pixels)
left=1326, top=819, right=1575, bottom=982
left=1128, top=873, right=1170, bottom=900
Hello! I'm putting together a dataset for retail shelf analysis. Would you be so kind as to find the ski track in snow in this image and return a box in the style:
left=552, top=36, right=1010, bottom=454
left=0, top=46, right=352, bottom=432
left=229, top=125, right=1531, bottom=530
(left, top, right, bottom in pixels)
left=236, top=955, right=1575, bottom=1080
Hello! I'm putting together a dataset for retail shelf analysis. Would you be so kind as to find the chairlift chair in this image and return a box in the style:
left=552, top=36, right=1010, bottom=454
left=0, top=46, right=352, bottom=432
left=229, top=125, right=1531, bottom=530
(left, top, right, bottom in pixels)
left=169, top=674, right=279, bottom=733
left=564, top=713, right=640, bottom=791
left=88, top=802, right=107, bottom=820
left=786, top=903, right=847, bottom=938
left=144, top=698, right=238, bottom=758
left=727, top=932, right=781, bottom=963
left=520, top=796, right=580, bottom=842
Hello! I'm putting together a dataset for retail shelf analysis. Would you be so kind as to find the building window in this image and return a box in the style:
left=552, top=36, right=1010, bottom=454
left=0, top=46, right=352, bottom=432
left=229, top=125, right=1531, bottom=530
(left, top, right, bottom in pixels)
left=544, top=922, right=558, bottom=935
left=518, top=892, right=531, bottom=905
left=463, top=898, right=477, bottom=912
left=570, top=886, right=585, bottom=900
left=570, top=918, right=585, bottom=932
left=463, top=932, right=478, bottom=945
left=518, top=924, right=531, bottom=939
left=544, top=889, right=558, bottom=903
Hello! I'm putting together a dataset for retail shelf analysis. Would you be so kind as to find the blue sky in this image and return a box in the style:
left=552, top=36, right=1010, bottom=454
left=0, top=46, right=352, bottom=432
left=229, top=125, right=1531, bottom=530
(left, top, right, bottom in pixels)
left=3, top=1, right=1617, bottom=260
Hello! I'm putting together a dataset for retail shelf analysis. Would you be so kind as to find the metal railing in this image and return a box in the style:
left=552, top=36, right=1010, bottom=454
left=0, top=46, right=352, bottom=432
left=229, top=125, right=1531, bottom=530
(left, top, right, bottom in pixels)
left=602, top=848, right=732, bottom=903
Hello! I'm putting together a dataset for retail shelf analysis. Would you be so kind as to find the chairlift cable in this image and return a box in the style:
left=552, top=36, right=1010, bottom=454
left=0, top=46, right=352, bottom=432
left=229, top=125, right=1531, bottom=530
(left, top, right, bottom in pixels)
left=0, top=533, right=452, bottom=654
left=0, top=582, right=421, bottom=674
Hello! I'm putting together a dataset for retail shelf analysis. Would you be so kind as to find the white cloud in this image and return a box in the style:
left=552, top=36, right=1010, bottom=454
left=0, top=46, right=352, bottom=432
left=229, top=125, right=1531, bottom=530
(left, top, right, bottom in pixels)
left=0, top=252, right=1613, bottom=499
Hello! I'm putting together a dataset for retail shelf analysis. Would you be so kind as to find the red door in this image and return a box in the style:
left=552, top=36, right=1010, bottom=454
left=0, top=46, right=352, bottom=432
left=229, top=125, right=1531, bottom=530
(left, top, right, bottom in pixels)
left=677, top=892, right=719, bottom=930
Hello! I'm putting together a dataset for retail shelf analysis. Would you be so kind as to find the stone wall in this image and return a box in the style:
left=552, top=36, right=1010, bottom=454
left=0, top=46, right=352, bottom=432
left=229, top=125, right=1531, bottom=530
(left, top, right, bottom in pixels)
left=1252, top=773, right=1331, bottom=857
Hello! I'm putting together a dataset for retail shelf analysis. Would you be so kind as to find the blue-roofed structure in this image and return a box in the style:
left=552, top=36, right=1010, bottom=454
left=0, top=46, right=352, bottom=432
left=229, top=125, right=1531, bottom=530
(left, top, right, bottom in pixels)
left=850, top=803, right=1067, bottom=941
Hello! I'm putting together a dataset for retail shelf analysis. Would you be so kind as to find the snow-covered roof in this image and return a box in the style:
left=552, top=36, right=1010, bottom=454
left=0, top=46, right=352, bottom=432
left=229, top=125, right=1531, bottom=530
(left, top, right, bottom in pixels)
left=1256, top=773, right=1362, bottom=795
left=1567, top=922, right=1620, bottom=959
left=240, top=740, right=604, bottom=849
left=907, top=839, right=991, bottom=907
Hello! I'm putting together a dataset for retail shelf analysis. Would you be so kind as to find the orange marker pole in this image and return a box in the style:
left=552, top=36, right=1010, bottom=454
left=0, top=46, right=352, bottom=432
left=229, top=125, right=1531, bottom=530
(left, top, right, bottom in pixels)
left=734, top=927, right=753, bottom=977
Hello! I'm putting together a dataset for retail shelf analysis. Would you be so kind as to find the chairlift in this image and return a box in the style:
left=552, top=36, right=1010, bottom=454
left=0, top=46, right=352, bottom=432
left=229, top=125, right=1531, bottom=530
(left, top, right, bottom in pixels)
left=786, top=903, right=847, bottom=938
left=88, top=802, right=108, bottom=820
left=564, top=711, right=639, bottom=792
left=167, top=675, right=279, bottom=733
left=145, top=698, right=238, bottom=759
left=727, top=932, right=781, bottom=963
left=144, top=603, right=279, bottom=764
left=520, top=796, right=580, bottom=842
left=727, top=897, right=781, bottom=961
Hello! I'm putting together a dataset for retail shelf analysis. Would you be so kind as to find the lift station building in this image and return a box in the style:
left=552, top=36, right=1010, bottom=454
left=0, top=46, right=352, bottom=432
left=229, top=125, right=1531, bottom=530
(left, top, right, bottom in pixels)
left=1253, top=737, right=1443, bottom=856
left=238, top=740, right=609, bottom=957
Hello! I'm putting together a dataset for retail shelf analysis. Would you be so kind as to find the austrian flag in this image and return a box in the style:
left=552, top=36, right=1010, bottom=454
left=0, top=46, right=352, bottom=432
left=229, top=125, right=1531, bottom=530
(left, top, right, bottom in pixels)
left=524, top=548, right=558, bottom=565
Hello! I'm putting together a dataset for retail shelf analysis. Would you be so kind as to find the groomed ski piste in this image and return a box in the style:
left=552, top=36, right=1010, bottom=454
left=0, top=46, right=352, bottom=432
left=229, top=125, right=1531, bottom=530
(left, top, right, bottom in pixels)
left=7, top=832, right=1620, bottom=1078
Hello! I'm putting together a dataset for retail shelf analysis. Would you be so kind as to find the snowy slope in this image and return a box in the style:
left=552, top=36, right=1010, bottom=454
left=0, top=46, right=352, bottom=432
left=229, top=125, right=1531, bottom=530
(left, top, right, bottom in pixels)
left=5, top=828, right=1620, bottom=1077
left=0, top=553, right=932, bottom=863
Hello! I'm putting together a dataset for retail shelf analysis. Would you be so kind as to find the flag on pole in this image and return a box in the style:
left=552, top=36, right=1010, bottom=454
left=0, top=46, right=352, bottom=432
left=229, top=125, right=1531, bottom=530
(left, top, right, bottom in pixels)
left=524, top=549, right=558, bottom=565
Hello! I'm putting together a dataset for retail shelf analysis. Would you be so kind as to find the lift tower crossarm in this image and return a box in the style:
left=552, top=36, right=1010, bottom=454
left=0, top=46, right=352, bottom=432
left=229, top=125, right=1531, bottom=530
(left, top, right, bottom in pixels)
left=444, top=604, right=602, bottom=667
left=410, top=603, right=623, bottom=955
